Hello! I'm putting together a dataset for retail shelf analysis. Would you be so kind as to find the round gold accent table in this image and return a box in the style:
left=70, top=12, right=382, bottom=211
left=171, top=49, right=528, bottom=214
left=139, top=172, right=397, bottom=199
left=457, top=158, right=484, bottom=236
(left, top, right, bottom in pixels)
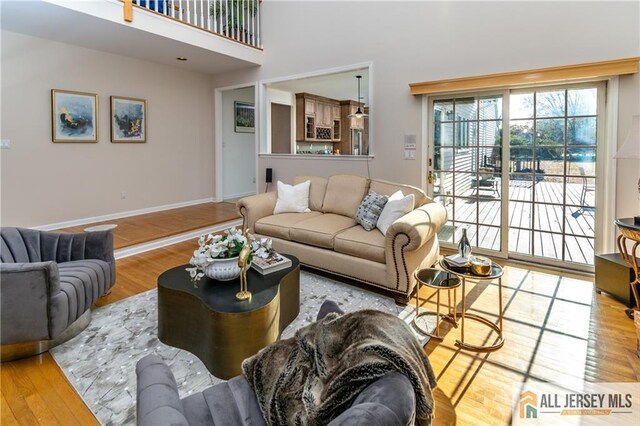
left=439, top=259, right=505, bottom=352
left=413, top=268, right=461, bottom=340
left=157, top=255, right=300, bottom=379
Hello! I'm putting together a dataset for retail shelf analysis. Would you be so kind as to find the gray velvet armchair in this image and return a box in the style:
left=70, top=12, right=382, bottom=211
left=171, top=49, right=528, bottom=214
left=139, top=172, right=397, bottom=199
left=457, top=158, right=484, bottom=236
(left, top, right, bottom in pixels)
left=136, top=301, right=417, bottom=426
left=0, top=227, right=116, bottom=361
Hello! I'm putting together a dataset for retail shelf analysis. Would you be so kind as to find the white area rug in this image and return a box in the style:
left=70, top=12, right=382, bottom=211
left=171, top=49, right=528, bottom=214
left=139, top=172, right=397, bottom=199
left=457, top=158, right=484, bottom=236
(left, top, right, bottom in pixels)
left=51, top=271, right=432, bottom=425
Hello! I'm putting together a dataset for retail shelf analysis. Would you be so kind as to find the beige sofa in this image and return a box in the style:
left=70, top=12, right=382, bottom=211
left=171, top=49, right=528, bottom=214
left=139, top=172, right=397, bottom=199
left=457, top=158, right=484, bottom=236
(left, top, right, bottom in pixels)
left=237, top=174, right=447, bottom=304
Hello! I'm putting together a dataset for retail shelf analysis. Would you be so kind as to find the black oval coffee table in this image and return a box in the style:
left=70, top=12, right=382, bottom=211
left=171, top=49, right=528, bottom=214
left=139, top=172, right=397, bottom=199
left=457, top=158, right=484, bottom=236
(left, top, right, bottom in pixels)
left=157, top=255, right=300, bottom=379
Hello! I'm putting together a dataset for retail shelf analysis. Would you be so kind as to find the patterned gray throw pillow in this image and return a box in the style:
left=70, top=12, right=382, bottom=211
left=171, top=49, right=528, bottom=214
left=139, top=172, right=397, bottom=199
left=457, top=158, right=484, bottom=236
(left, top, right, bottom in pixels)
left=355, top=190, right=389, bottom=231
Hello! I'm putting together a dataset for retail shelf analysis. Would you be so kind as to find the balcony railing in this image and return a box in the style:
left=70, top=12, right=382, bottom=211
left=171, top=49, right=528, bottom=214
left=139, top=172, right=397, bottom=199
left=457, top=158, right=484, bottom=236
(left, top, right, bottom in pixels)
left=132, top=0, right=262, bottom=48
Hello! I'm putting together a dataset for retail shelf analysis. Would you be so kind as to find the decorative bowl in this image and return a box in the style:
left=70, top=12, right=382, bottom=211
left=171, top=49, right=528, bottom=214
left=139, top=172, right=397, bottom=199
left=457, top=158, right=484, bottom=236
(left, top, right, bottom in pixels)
left=203, top=256, right=242, bottom=281
left=469, top=255, right=492, bottom=276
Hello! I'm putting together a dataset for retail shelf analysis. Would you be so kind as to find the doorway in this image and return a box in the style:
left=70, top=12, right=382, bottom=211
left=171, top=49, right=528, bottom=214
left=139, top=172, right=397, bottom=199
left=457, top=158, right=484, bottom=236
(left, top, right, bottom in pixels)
left=428, top=83, right=605, bottom=270
left=216, top=86, right=257, bottom=201
left=270, top=103, right=292, bottom=154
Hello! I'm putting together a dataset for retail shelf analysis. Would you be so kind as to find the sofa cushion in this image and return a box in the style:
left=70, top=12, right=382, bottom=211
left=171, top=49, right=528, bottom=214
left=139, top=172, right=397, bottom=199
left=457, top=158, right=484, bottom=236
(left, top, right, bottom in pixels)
left=290, top=214, right=356, bottom=249
left=377, top=192, right=415, bottom=236
left=294, top=176, right=328, bottom=212
left=335, top=226, right=386, bottom=264
left=322, top=175, right=370, bottom=218
left=355, top=190, right=388, bottom=231
left=370, top=179, right=427, bottom=207
left=255, top=212, right=322, bottom=240
left=58, top=259, right=112, bottom=322
left=273, top=180, right=311, bottom=214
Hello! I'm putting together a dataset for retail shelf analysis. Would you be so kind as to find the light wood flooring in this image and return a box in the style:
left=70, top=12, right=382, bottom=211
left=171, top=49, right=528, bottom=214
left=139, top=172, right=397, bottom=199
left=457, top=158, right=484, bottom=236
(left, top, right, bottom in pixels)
left=55, top=202, right=239, bottom=250
left=2, top=204, right=638, bottom=425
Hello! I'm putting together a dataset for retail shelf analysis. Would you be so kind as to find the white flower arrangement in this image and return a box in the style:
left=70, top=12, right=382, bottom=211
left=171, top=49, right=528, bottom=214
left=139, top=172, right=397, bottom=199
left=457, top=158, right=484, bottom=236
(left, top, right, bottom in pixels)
left=186, top=227, right=275, bottom=282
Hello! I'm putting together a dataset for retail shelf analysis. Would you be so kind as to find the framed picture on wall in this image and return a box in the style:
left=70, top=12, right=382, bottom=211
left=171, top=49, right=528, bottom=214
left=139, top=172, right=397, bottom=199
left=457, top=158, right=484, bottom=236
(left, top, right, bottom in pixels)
left=234, top=101, right=255, bottom=133
left=51, top=89, right=98, bottom=142
left=110, top=96, right=147, bottom=143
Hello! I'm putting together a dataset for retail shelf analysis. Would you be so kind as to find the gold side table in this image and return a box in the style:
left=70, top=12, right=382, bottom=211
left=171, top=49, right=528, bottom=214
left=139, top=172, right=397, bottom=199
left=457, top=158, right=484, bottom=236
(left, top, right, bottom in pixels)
left=413, top=269, right=461, bottom=339
left=615, top=218, right=640, bottom=318
left=439, top=259, right=505, bottom=352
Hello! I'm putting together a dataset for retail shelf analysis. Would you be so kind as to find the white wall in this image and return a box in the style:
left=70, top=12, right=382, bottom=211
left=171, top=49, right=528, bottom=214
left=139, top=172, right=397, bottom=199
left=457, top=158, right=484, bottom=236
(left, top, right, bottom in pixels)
left=211, top=1, right=640, bottom=221
left=0, top=30, right=214, bottom=227
left=221, top=87, right=256, bottom=199
left=616, top=73, right=640, bottom=219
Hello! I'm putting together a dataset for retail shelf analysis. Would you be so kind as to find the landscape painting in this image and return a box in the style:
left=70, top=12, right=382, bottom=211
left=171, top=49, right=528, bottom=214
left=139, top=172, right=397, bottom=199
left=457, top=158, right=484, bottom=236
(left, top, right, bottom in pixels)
left=51, top=90, right=98, bottom=142
left=111, top=96, right=147, bottom=143
left=235, top=101, right=255, bottom=133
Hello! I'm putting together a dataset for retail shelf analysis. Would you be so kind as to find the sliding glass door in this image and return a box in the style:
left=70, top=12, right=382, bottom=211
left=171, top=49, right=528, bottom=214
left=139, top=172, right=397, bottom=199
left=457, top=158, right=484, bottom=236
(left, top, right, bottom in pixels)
left=432, top=95, right=504, bottom=252
left=508, top=86, right=600, bottom=265
left=429, top=83, right=604, bottom=269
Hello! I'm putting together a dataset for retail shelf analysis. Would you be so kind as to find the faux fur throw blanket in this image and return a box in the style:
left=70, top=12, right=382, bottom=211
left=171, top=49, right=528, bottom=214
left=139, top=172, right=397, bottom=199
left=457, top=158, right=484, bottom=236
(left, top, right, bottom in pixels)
left=242, top=309, right=437, bottom=425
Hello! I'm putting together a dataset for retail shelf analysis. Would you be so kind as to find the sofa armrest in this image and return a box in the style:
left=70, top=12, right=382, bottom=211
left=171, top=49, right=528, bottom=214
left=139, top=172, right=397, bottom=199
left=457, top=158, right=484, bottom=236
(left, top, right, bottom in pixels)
left=385, top=201, right=448, bottom=253
left=0, top=261, right=61, bottom=344
left=384, top=201, right=447, bottom=298
left=237, top=192, right=277, bottom=232
left=83, top=230, right=115, bottom=264
left=136, top=355, right=188, bottom=426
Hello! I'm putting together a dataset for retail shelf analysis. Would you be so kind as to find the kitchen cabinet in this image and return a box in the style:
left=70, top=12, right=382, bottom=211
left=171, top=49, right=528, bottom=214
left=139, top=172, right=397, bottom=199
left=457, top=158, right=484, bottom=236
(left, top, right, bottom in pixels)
left=295, top=93, right=341, bottom=142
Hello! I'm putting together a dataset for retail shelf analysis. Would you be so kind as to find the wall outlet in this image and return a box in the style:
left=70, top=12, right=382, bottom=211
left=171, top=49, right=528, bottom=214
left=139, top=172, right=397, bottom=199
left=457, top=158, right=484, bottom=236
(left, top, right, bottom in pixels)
left=121, top=191, right=127, bottom=199
left=252, top=177, right=256, bottom=183
left=0, top=139, right=10, bottom=149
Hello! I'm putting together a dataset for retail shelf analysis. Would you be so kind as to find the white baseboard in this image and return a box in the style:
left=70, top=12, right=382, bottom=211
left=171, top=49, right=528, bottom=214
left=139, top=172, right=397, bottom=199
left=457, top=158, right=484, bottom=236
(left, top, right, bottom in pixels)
left=33, top=198, right=215, bottom=231
left=114, top=218, right=243, bottom=260
left=223, top=190, right=256, bottom=201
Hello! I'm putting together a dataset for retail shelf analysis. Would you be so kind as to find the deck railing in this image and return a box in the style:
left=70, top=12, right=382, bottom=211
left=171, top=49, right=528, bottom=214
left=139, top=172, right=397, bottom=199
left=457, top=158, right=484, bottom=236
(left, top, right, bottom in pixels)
left=132, top=0, right=262, bottom=48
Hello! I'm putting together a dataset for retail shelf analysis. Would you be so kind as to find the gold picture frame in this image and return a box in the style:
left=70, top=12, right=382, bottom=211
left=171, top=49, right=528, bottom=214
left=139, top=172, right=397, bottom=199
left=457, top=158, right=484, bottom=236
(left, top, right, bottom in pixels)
left=110, top=96, right=147, bottom=143
left=51, top=89, right=98, bottom=143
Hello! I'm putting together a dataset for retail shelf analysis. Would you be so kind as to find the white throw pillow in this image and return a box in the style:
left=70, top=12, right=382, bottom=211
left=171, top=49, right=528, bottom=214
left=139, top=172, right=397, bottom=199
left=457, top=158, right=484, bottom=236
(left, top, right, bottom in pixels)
left=376, top=191, right=415, bottom=235
left=273, top=180, right=312, bottom=214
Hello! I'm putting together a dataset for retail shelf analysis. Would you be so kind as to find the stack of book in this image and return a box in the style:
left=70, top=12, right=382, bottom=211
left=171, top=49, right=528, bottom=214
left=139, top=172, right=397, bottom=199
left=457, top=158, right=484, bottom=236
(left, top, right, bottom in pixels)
left=251, top=253, right=292, bottom=275
left=443, top=254, right=471, bottom=271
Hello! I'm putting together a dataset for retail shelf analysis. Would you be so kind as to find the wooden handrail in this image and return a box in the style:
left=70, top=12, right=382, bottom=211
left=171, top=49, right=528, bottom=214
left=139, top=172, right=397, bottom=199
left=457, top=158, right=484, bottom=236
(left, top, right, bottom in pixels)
left=123, top=0, right=132, bottom=22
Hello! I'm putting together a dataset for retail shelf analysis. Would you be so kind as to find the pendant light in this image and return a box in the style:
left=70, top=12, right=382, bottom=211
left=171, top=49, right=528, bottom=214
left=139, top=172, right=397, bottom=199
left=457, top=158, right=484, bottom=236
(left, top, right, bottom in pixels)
left=347, top=75, right=368, bottom=119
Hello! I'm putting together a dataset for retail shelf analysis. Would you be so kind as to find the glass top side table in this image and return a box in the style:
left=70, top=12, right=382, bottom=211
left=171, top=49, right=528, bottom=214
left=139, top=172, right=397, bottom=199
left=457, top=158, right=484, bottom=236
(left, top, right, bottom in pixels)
left=413, top=268, right=461, bottom=340
left=439, top=258, right=505, bottom=352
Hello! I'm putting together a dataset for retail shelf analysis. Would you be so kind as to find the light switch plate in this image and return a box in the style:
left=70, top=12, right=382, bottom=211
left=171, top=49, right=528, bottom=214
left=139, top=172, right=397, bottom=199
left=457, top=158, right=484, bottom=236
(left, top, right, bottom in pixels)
left=0, top=139, right=10, bottom=149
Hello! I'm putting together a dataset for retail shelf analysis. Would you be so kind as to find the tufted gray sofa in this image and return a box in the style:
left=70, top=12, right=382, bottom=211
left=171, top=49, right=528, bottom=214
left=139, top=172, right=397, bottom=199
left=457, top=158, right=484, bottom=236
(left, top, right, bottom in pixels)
left=0, top=227, right=116, bottom=361
left=136, top=301, right=417, bottom=426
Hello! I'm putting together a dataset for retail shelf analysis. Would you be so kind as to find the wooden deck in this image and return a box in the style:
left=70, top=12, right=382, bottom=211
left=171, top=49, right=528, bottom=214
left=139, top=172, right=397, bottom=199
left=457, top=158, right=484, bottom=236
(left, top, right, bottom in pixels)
left=438, top=180, right=595, bottom=265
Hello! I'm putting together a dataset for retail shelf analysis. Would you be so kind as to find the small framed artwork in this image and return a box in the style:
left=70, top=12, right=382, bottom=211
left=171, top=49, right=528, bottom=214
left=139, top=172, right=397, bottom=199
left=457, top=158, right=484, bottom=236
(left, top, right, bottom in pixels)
left=111, top=96, right=147, bottom=143
left=234, top=101, right=255, bottom=133
left=51, top=89, right=98, bottom=143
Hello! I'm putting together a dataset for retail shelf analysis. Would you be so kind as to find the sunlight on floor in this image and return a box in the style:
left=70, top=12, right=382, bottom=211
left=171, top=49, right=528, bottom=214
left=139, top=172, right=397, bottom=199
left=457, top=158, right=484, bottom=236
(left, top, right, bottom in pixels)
left=420, top=262, right=618, bottom=425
